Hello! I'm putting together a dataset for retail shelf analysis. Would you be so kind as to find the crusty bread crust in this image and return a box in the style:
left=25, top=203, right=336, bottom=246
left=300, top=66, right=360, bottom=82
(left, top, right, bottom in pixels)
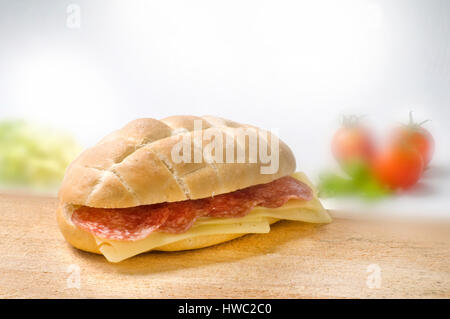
left=57, top=204, right=278, bottom=254
left=58, top=116, right=296, bottom=208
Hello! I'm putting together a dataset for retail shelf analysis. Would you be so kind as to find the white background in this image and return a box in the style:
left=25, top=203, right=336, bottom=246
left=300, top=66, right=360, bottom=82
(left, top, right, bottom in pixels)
left=0, top=0, right=449, bottom=217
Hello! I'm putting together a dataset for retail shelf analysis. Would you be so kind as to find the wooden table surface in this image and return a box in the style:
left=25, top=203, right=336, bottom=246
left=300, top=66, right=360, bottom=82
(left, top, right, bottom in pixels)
left=0, top=193, right=449, bottom=298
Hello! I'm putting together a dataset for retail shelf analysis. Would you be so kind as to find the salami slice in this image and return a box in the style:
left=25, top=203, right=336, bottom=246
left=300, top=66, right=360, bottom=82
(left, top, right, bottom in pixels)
left=247, top=176, right=313, bottom=208
left=157, top=201, right=199, bottom=233
left=72, top=176, right=312, bottom=240
left=71, top=205, right=169, bottom=241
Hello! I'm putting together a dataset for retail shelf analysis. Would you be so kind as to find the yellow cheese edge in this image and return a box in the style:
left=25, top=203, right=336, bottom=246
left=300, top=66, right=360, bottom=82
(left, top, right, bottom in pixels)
left=96, top=172, right=331, bottom=262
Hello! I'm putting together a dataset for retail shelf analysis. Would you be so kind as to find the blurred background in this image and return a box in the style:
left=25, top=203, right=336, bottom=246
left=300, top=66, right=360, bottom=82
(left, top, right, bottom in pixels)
left=0, top=0, right=449, bottom=218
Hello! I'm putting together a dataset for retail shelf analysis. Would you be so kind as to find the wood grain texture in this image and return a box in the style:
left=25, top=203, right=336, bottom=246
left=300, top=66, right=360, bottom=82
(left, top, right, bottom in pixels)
left=0, top=193, right=449, bottom=298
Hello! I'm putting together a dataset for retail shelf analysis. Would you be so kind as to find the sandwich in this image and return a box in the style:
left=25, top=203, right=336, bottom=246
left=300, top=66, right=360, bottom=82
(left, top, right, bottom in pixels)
left=57, top=115, right=331, bottom=262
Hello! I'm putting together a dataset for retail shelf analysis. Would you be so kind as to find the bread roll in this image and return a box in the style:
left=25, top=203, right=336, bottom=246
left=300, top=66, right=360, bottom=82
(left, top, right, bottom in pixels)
left=56, top=115, right=315, bottom=259
left=58, top=115, right=296, bottom=208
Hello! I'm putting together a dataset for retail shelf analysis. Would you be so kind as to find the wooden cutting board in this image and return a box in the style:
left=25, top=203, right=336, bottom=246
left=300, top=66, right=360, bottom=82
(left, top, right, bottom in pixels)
left=0, top=193, right=449, bottom=298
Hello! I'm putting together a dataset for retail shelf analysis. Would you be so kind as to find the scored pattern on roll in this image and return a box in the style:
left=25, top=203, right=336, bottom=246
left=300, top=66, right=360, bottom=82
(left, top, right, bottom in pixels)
left=58, top=115, right=296, bottom=208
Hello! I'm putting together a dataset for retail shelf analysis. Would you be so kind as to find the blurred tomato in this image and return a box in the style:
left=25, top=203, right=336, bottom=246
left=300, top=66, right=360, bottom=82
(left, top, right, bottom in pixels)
left=331, top=117, right=375, bottom=163
left=391, top=116, right=434, bottom=167
left=372, top=143, right=424, bottom=190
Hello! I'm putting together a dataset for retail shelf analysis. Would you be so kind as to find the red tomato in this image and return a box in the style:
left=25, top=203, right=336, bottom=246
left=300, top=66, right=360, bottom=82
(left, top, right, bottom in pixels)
left=372, top=143, right=424, bottom=190
left=332, top=125, right=374, bottom=163
left=391, top=126, right=434, bottom=167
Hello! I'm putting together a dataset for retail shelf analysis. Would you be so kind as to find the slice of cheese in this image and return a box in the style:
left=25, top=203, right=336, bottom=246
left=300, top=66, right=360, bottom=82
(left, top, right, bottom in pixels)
left=95, top=172, right=330, bottom=262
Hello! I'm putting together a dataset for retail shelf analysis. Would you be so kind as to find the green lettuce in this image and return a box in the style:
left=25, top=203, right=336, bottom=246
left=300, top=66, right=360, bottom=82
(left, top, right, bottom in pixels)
left=0, top=119, right=82, bottom=189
